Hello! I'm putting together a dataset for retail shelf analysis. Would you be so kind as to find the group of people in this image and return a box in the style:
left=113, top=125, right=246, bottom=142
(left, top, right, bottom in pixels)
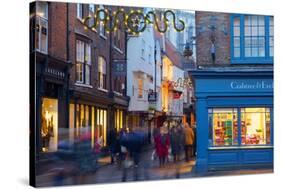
left=108, top=127, right=146, bottom=181
left=153, top=121, right=195, bottom=167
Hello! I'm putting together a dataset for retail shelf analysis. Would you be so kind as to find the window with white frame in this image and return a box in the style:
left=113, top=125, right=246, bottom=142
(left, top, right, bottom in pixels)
left=35, top=1, right=48, bottom=53
left=77, top=3, right=83, bottom=20
left=88, top=4, right=95, bottom=28
left=98, top=56, right=107, bottom=89
left=76, top=40, right=91, bottom=84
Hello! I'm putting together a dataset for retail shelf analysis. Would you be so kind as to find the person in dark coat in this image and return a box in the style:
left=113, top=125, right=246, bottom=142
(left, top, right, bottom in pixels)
left=108, top=128, right=118, bottom=164
left=170, top=126, right=182, bottom=162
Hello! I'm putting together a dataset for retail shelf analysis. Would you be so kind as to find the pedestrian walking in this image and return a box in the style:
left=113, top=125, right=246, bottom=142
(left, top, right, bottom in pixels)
left=184, top=123, right=194, bottom=162
left=154, top=127, right=170, bottom=167
left=170, top=126, right=181, bottom=162
left=108, top=128, right=118, bottom=164
left=192, top=124, right=197, bottom=157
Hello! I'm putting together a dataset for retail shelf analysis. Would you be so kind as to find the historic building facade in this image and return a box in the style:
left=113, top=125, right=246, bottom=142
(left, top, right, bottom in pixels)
left=31, top=1, right=129, bottom=155
left=191, top=11, right=274, bottom=172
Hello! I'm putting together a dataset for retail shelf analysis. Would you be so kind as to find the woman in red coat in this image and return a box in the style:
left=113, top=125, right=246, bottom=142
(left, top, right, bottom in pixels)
left=154, top=127, right=170, bottom=167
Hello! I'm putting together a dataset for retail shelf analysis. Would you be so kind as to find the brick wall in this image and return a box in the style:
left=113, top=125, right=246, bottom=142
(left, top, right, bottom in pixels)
left=196, top=11, right=230, bottom=65
left=48, top=2, right=67, bottom=61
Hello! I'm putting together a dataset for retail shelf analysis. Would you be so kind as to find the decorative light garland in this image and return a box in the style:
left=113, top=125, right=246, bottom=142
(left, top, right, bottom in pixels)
left=82, top=8, right=186, bottom=35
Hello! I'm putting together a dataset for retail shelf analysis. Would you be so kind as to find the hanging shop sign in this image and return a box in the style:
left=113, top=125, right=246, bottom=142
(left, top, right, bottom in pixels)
left=81, top=8, right=186, bottom=35
left=148, top=91, right=157, bottom=102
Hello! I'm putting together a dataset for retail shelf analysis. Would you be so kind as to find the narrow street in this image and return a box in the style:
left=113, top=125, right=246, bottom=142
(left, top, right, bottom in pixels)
left=36, top=144, right=196, bottom=186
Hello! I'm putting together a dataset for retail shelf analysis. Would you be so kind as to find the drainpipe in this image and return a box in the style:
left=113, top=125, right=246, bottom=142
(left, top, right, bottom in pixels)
left=65, top=3, right=70, bottom=132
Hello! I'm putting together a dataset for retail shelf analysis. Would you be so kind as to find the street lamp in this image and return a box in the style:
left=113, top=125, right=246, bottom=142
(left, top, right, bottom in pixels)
left=183, top=40, right=193, bottom=58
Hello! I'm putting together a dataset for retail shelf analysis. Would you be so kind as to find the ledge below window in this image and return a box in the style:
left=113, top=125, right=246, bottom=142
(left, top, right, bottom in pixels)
left=75, top=83, right=93, bottom=88
left=113, top=91, right=123, bottom=96
left=97, top=87, right=108, bottom=93
left=208, top=145, right=273, bottom=150
left=113, top=46, right=124, bottom=54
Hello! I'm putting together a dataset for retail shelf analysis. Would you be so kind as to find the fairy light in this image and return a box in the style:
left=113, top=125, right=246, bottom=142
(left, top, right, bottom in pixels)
left=81, top=8, right=185, bottom=34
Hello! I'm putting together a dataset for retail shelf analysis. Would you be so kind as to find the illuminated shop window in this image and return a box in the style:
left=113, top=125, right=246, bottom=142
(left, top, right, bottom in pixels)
left=209, top=107, right=272, bottom=147
left=41, top=98, right=58, bottom=152
left=115, top=109, right=123, bottom=131
left=96, top=109, right=107, bottom=146
left=209, top=108, right=238, bottom=146
left=241, top=108, right=271, bottom=145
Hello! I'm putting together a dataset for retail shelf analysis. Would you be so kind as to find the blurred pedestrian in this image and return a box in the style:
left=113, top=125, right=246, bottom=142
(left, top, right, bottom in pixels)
left=108, top=128, right=118, bottom=164
left=184, top=123, right=194, bottom=162
left=192, top=124, right=197, bottom=157
left=170, top=126, right=181, bottom=162
left=154, top=127, right=170, bottom=167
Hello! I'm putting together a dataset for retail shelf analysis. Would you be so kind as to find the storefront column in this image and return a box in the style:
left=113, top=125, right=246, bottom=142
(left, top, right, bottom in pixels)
left=195, top=97, right=208, bottom=174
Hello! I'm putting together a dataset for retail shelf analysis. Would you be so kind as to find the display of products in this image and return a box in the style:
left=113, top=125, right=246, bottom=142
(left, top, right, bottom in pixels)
left=212, top=110, right=237, bottom=146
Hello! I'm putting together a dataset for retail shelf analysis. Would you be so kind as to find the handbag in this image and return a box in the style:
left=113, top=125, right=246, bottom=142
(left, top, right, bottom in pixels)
left=151, top=149, right=156, bottom=161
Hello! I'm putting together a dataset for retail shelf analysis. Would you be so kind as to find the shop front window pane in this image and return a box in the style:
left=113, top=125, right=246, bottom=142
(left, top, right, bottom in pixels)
left=210, top=108, right=238, bottom=146
left=41, top=98, right=58, bottom=152
left=241, top=108, right=270, bottom=145
left=91, top=107, right=95, bottom=148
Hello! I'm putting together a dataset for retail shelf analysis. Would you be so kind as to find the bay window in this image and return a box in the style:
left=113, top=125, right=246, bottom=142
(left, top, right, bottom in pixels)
left=209, top=107, right=272, bottom=147
left=231, top=14, right=274, bottom=63
left=98, top=56, right=107, bottom=89
left=76, top=40, right=91, bottom=85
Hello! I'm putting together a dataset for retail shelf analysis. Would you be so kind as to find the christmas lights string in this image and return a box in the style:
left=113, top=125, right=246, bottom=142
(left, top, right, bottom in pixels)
left=82, top=8, right=186, bottom=35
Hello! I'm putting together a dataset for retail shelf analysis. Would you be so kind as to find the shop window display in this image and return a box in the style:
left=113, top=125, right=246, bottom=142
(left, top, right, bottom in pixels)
left=209, top=107, right=271, bottom=147
left=95, top=109, right=107, bottom=147
left=209, top=108, right=238, bottom=146
left=241, top=108, right=271, bottom=145
left=41, top=98, right=58, bottom=152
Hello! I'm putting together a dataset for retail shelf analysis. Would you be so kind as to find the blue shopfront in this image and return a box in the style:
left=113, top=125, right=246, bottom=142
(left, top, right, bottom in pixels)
left=190, top=69, right=273, bottom=173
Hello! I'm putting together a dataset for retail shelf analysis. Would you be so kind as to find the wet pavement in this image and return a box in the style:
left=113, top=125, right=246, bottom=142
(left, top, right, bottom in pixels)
left=36, top=144, right=272, bottom=187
